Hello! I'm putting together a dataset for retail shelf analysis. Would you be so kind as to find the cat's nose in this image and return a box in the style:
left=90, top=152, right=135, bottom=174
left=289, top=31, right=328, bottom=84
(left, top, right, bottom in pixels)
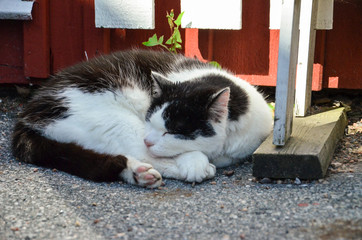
left=144, top=139, right=154, bottom=148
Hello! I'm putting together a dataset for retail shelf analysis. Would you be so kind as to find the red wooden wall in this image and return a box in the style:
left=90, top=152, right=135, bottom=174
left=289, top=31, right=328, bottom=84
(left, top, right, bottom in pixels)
left=0, top=0, right=361, bottom=90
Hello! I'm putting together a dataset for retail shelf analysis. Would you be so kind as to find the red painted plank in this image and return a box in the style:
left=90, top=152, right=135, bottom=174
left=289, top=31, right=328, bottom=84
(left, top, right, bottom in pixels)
left=23, top=0, right=50, bottom=78
left=323, top=0, right=362, bottom=89
left=0, top=20, right=27, bottom=84
left=49, top=0, right=84, bottom=73
left=202, top=0, right=270, bottom=75
left=184, top=28, right=207, bottom=61
left=83, top=0, right=110, bottom=60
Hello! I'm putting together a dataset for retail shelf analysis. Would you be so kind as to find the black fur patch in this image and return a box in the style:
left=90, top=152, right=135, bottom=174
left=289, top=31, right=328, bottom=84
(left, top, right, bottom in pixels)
left=12, top=122, right=127, bottom=182
left=162, top=100, right=216, bottom=140
left=47, top=49, right=180, bottom=94
left=21, top=96, right=69, bottom=125
left=147, top=73, right=249, bottom=140
left=194, top=74, right=249, bottom=121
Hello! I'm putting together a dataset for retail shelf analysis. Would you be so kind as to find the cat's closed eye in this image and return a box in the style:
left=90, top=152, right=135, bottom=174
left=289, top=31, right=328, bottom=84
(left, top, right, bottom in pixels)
left=162, top=131, right=178, bottom=136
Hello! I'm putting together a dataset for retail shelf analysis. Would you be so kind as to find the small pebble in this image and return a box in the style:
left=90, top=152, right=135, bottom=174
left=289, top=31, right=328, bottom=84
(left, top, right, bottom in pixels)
left=260, top=178, right=272, bottom=184
left=223, top=170, right=235, bottom=177
left=298, top=203, right=309, bottom=207
left=294, top=178, right=301, bottom=185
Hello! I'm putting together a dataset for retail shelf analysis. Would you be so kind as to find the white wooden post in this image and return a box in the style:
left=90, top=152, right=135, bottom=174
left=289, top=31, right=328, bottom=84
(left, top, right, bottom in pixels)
left=295, top=0, right=333, bottom=116
left=294, top=0, right=318, bottom=116
left=270, top=0, right=333, bottom=118
left=273, top=0, right=301, bottom=146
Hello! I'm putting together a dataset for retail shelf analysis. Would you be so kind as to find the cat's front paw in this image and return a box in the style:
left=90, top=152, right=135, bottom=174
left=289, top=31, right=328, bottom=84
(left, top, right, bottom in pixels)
left=176, top=151, right=216, bottom=183
left=133, top=164, right=162, bottom=188
left=120, top=157, right=162, bottom=188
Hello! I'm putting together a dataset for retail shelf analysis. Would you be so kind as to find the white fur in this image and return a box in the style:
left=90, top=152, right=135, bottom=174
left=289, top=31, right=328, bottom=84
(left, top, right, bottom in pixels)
left=150, top=68, right=273, bottom=168
left=43, top=87, right=150, bottom=160
left=43, top=67, right=272, bottom=183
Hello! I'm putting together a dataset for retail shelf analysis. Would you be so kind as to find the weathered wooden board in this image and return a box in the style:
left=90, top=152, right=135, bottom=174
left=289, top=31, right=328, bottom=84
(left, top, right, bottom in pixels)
left=253, top=108, right=348, bottom=179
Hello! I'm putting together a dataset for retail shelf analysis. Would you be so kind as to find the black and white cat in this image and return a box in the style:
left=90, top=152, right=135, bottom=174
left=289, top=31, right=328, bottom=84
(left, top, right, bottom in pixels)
left=12, top=49, right=272, bottom=188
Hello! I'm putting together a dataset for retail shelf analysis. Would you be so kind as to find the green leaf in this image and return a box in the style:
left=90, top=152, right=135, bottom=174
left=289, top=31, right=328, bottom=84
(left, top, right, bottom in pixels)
left=209, top=61, right=222, bottom=69
left=165, top=37, right=173, bottom=45
left=174, top=11, right=184, bottom=26
left=142, top=34, right=160, bottom=47
left=158, top=35, right=164, bottom=44
left=175, top=42, right=182, bottom=49
left=168, top=17, right=174, bottom=29
left=174, top=29, right=182, bottom=43
left=168, top=9, right=174, bottom=19
left=268, top=103, right=275, bottom=111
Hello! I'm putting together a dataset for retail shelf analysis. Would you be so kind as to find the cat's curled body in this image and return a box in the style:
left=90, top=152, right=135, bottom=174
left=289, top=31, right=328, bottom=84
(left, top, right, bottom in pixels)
left=12, top=49, right=272, bottom=187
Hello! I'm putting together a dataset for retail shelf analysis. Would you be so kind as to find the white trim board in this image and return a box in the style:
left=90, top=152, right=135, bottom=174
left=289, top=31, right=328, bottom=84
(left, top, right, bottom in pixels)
left=95, top=0, right=155, bottom=29
left=181, top=0, right=242, bottom=29
left=0, top=0, right=34, bottom=20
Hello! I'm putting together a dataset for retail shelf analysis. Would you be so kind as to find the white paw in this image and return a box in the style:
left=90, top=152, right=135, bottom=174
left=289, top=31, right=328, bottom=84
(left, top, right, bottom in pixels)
left=120, top=157, right=162, bottom=188
left=176, top=151, right=216, bottom=183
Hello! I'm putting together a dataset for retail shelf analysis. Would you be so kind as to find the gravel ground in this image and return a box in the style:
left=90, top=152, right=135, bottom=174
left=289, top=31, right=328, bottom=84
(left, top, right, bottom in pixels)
left=0, top=88, right=361, bottom=240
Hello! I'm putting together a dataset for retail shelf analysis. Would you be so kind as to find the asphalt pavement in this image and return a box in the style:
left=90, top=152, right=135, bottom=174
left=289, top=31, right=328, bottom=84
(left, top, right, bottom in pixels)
left=1, top=93, right=361, bottom=240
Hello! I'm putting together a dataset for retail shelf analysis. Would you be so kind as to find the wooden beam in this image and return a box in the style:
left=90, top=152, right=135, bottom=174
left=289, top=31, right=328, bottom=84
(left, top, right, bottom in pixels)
left=83, top=0, right=110, bottom=60
left=294, top=0, right=318, bottom=116
left=23, top=0, right=50, bottom=78
left=253, top=107, right=347, bottom=179
left=273, top=0, right=301, bottom=146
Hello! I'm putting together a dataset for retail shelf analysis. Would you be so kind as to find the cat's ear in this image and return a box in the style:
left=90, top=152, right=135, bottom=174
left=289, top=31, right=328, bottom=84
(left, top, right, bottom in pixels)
left=151, top=71, right=170, bottom=98
left=208, top=87, right=230, bottom=122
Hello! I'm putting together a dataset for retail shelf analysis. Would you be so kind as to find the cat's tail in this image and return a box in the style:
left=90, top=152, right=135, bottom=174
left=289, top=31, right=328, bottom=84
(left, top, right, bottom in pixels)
left=11, top=122, right=127, bottom=181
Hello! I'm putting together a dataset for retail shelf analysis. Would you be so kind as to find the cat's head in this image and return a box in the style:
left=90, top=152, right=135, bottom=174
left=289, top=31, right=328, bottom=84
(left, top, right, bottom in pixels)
left=144, top=72, right=230, bottom=158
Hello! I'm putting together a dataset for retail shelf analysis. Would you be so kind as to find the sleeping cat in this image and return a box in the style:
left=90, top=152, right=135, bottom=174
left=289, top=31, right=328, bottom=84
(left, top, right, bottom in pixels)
left=12, top=49, right=272, bottom=188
